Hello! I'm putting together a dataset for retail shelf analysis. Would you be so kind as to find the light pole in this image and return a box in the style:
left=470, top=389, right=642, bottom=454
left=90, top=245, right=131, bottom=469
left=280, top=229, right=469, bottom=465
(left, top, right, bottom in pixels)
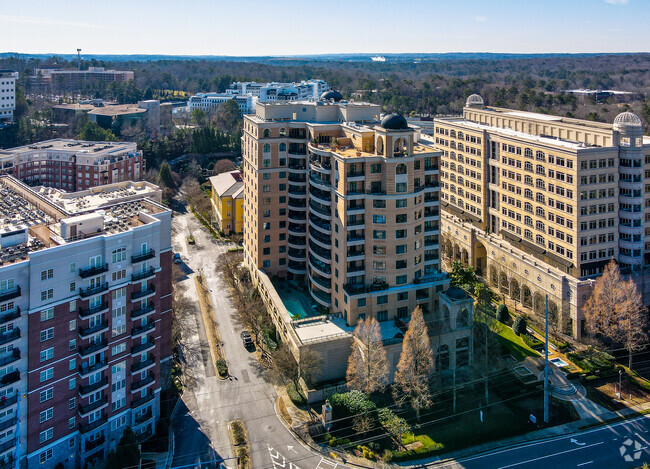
left=618, top=369, right=623, bottom=400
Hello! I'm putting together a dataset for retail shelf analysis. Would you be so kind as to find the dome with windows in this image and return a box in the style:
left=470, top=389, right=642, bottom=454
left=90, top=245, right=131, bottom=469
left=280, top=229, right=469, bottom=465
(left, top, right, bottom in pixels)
left=320, top=90, right=343, bottom=102
left=614, top=111, right=642, bottom=127
left=380, top=113, right=409, bottom=130
left=466, top=94, right=485, bottom=107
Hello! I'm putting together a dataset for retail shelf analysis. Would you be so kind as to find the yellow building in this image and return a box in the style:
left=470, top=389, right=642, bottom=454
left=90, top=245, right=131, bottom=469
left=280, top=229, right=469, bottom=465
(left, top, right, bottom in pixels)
left=209, top=170, right=244, bottom=234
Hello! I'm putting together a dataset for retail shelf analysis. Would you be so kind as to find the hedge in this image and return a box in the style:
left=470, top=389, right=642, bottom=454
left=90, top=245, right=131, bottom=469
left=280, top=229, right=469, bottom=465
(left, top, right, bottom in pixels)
left=286, top=382, right=307, bottom=406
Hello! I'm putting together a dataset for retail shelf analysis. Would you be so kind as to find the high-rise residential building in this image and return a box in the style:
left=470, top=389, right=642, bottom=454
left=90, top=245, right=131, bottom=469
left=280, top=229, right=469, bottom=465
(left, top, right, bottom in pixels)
left=435, top=94, right=650, bottom=338
left=242, top=94, right=470, bottom=386
left=0, top=176, right=171, bottom=468
left=0, top=71, right=18, bottom=126
left=26, top=68, right=135, bottom=95
left=0, top=139, right=144, bottom=191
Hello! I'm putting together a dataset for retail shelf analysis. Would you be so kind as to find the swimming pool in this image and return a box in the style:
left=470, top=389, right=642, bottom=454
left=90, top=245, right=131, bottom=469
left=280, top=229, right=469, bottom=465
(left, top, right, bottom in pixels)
left=283, top=298, right=308, bottom=319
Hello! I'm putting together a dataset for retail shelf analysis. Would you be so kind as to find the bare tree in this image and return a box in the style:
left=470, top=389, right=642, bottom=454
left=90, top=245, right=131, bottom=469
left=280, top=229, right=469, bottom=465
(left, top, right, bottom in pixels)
left=182, top=178, right=212, bottom=219
left=393, top=306, right=434, bottom=421
left=271, top=344, right=322, bottom=388
left=584, top=260, right=648, bottom=369
left=346, top=318, right=389, bottom=394
left=214, top=159, right=237, bottom=175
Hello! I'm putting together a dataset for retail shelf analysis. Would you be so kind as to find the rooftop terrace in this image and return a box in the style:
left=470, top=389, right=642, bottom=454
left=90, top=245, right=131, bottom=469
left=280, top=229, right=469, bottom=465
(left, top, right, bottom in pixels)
left=0, top=139, right=138, bottom=159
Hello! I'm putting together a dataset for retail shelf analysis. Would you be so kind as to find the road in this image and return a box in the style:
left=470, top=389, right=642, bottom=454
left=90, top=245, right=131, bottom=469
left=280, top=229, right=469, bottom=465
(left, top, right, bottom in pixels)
left=432, top=414, right=650, bottom=469
left=170, top=204, right=343, bottom=469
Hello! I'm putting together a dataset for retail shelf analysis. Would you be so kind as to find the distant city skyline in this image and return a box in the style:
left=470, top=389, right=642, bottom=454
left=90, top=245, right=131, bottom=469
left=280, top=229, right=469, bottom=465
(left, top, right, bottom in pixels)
left=1, top=0, right=648, bottom=56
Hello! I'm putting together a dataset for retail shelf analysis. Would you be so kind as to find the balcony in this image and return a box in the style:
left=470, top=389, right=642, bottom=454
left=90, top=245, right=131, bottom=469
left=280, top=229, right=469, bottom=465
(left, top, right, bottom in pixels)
left=79, top=377, right=108, bottom=396
left=79, top=302, right=109, bottom=318
left=79, top=263, right=108, bottom=279
left=0, top=350, right=19, bottom=368
left=347, top=170, right=365, bottom=178
left=0, top=308, right=19, bottom=326
left=0, top=439, right=14, bottom=456
left=136, top=427, right=154, bottom=443
left=132, top=322, right=155, bottom=337
left=79, top=360, right=107, bottom=376
left=135, top=410, right=154, bottom=426
left=132, top=339, right=156, bottom=355
left=78, top=395, right=108, bottom=415
left=132, top=303, right=155, bottom=319
left=0, top=371, right=19, bottom=387
left=131, top=355, right=155, bottom=373
left=79, top=321, right=109, bottom=338
left=309, top=174, right=331, bottom=188
left=347, top=264, right=365, bottom=273
left=0, top=329, right=19, bottom=346
left=0, top=286, right=20, bottom=303
left=131, top=390, right=155, bottom=409
left=79, top=413, right=107, bottom=434
left=0, top=418, right=16, bottom=433
left=132, top=267, right=156, bottom=282
left=79, top=340, right=108, bottom=357
left=132, top=249, right=155, bottom=263
left=343, top=282, right=389, bottom=296
left=131, top=372, right=155, bottom=391
left=0, top=394, right=17, bottom=411
left=79, top=283, right=108, bottom=298
left=132, top=285, right=156, bottom=300
left=83, top=435, right=106, bottom=453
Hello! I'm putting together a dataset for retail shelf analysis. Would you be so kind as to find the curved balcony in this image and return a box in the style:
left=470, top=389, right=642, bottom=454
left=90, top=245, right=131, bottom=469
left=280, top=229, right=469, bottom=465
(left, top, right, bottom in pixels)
left=309, top=158, right=332, bottom=175
left=309, top=191, right=331, bottom=207
left=309, top=232, right=331, bottom=251
left=287, top=260, right=307, bottom=275
left=308, top=143, right=334, bottom=157
left=288, top=174, right=307, bottom=185
left=309, top=199, right=331, bottom=216
left=308, top=243, right=331, bottom=264
left=288, top=211, right=307, bottom=224
left=288, top=198, right=307, bottom=210
left=309, top=254, right=331, bottom=277
left=308, top=215, right=331, bottom=235
left=619, top=195, right=643, bottom=206
left=309, top=174, right=331, bottom=190
left=288, top=248, right=306, bottom=262
left=619, top=210, right=643, bottom=221
left=619, top=180, right=643, bottom=191
left=310, top=286, right=332, bottom=308
left=288, top=223, right=306, bottom=235
left=619, top=253, right=643, bottom=266
left=288, top=186, right=307, bottom=197
left=308, top=272, right=331, bottom=293
left=287, top=235, right=306, bottom=249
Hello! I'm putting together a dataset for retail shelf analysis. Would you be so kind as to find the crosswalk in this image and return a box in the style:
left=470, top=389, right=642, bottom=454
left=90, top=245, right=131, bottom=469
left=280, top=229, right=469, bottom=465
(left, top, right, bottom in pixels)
left=268, top=445, right=342, bottom=469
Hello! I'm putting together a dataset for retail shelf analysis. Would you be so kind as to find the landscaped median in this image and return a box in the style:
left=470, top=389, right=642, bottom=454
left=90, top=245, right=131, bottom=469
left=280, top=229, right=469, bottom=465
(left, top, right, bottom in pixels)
left=228, top=420, right=251, bottom=469
left=194, top=274, right=228, bottom=378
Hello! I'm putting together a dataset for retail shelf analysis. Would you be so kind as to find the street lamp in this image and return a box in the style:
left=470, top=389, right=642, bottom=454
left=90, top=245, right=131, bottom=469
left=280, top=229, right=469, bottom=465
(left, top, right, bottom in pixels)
left=618, top=369, right=623, bottom=400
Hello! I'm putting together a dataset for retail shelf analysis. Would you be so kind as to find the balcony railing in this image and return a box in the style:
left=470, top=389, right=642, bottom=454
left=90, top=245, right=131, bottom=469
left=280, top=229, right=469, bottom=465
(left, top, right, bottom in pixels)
left=131, top=355, right=155, bottom=373
left=131, top=391, right=155, bottom=409
left=0, top=439, right=14, bottom=456
left=131, top=372, right=155, bottom=391
left=0, top=350, right=19, bottom=368
left=132, top=303, right=155, bottom=319
left=132, top=267, right=156, bottom=282
left=79, top=340, right=108, bottom=357
left=79, top=377, right=108, bottom=396
left=79, top=321, right=108, bottom=338
left=0, top=286, right=20, bottom=303
left=79, top=283, right=108, bottom=298
left=135, top=411, right=154, bottom=426
left=79, top=302, right=109, bottom=317
left=79, top=263, right=108, bottom=279
left=132, top=285, right=156, bottom=300
left=132, top=339, right=156, bottom=355
left=0, top=329, right=19, bottom=346
left=132, top=249, right=155, bottom=263
left=132, top=322, right=155, bottom=337
left=0, top=417, right=17, bottom=433
left=0, top=371, right=19, bottom=387
left=136, top=427, right=153, bottom=443
left=0, top=308, right=19, bottom=326
left=0, top=394, right=17, bottom=410
left=79, top=360, right=107, bottom=376
left=79, top=413, right=107, bottom=434
left=343, top=282, right=389, bottom=296
left=78, top=395, right=108, bottom=415
left=83, top=435, right=105, bottom=453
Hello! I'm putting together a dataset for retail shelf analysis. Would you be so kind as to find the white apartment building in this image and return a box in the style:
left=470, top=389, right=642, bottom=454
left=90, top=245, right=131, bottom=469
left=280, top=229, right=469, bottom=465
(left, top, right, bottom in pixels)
left=0, top=71, right=18, bottom=126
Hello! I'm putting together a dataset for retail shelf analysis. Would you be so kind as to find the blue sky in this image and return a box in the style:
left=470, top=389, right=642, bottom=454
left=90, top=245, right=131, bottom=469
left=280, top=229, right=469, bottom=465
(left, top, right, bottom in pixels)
left=1, top=0, right=647, bottom=56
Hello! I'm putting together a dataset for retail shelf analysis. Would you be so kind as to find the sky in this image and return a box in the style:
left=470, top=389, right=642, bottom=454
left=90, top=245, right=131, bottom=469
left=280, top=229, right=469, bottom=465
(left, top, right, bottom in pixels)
left=1, top=0, right=648, bottom=56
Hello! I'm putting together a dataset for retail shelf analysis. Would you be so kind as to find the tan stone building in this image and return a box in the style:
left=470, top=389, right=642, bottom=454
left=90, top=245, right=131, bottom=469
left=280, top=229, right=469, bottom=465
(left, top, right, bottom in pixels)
left=243, top=94, right=474, bottom=388
left=435, top=94, right=650, bottom=338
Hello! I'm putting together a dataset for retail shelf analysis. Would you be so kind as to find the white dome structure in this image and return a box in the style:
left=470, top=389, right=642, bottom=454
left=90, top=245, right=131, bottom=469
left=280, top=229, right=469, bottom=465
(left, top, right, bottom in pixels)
left=614, top=111, right=642, bottom=127
left=466, top=94, right=484, bottom=107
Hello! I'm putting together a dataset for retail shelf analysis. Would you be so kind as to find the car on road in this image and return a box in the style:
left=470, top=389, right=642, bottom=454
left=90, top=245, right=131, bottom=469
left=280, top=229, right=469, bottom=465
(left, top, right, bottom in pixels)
left=173, top=253, right=182, bottom=264
left=240, top=331, right=253, bottom=348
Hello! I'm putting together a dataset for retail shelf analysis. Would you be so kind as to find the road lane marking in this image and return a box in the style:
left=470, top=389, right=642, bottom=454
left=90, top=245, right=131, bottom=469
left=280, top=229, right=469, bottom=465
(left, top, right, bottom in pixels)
left=496, top=441, right=604, bottom=469
left=316, top=458, right=338, bottom=469
left=576, top=461, right=593, bottom=467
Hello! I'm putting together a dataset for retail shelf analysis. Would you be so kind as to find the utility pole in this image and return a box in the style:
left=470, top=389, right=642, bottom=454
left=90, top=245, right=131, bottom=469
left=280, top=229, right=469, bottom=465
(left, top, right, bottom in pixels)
left=77, top=48, right=82, bottom=70
left=544, top=294, right=549, bottom=424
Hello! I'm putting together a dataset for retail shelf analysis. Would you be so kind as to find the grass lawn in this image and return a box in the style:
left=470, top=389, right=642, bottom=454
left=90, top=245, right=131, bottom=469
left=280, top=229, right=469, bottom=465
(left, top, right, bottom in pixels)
left=494, top=322, right=538, bottom=361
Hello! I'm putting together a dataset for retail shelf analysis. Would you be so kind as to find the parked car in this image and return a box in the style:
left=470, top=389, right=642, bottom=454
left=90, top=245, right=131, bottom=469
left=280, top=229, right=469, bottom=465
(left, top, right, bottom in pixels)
left=173, top=253, right=182, bottom=264
left=240, top=331, right=253, bottom=348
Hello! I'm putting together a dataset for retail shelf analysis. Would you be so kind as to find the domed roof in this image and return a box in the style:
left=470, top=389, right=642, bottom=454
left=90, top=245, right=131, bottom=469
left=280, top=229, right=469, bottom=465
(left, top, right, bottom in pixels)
left=445, top=286, right=469, bottom=300
left=321, top=90, right=343, bottom=102
left=380, top=113, right=409, bottom=130
left=614, top=111, right=642, bottom=127
left=466, top=94, right=484, bottom=107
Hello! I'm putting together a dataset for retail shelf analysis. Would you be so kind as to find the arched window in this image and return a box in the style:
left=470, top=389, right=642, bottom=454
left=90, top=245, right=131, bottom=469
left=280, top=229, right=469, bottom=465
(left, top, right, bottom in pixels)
left=536, top=221, right=545, bottom=232
left=458, top=188, right=464, bottom=197
left=536, top=193, right=545, bottom=204
left=456, top=308, right=469, bottom=329
left=524, top=202, right=533, bottom=212
left=524, top=216, right=533, bottom=226
left=279, top=128, right=287, bottom=137
left=450, top=151, right=456, bottom=160
left=450, top=185, right=456, bottom=193
left=263, top=143, right=271, bottom=153
left=524, top=175, right=533, bottom=185
left=279, top=142, right=286, bottom=152
left=457, top=131, right=464, bottom=140
left=536, top=235, right=545, bottom=246
left=396, top=163, right=407, bottom=175
left=536, top=207, right=545, bottom=218
left=536, top=165, right=545, bottom=175
left=457, top=154, right=464, bottom=163
left=450, top=195, right=456, bottom=204
left=263, top=129, right=271, bottom=138
left=458, top=143, right=465, bottom=152
left=450, top=163, right=456, bottom=171
left=458, top=165, right=464, bottom=174
left=525, top=162, right=533, bottom=172
left=377, top=136, right=384, bottom=155
left=524, top=229, right=533, bottom=240
left=524, top=189, right=533, bottom=199
left=450, top=174, right=456, bottom=183
left=536, top=151, right=545, bottom=162
left=450, top=142, right=456, bottom=149
left=536, top=179, right=545, bottom=189
left=457, top=199, right=464, bottom=208
left=524, top=148, right=533, bottom=158
left=450, top=130, right=456, bottom=138
left=457, top=176, right=464, bottom=185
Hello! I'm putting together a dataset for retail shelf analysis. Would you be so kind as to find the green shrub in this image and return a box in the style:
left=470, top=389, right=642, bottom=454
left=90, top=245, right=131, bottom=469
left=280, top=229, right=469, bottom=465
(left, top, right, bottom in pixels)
left=497, top=304, right=510, bottom=323
left=521, top=333, right=543, bottom=349
left=286, top=382, right=307, bottom=406
left=231, top=421, right=245, bottom=445
left=329, top=390, right=377, bottom=419
left=216, top=359, right=228, bottom=377
left=512, top=316, right=527, bottom=336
